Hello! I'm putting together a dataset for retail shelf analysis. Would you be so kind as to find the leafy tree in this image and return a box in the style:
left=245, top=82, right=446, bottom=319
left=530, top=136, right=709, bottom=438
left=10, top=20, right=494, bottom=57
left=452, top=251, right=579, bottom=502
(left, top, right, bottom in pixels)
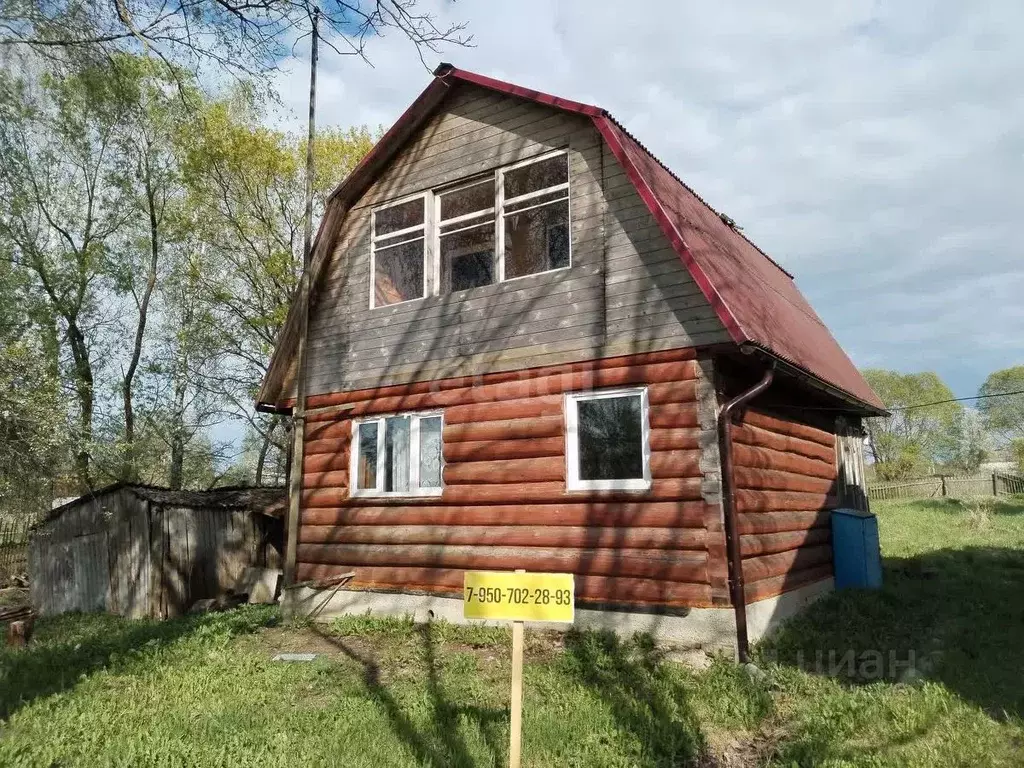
left=862, top=369, right=960, bottom=480
left=0, top=64, right=135, bottom=488
left=180, top=91, right=375, bottom=482
left=0, top=249, right=67, bottom=514
left=939, top=407, right=988, bottom=474
left=977, top=366, right=1024, bottom=445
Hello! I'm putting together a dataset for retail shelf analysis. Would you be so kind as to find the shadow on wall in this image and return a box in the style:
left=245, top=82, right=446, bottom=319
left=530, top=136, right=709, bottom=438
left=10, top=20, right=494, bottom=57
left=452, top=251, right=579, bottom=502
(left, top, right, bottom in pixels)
left=756, top=543, right=1024, bottom=722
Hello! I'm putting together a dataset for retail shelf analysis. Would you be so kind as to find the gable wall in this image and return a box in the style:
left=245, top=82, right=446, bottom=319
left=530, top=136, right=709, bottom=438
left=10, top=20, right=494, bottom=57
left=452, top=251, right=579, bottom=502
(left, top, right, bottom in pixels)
left=304, top=84, right=730, bottom=396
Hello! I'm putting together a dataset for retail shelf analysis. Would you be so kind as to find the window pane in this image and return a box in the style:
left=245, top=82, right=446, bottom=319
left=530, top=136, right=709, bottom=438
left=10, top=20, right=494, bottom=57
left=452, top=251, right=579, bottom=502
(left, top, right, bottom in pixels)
left=418, top=416, right=443, bottom=488
left=577, top=394, right=644, bottom=481
left=440, top=224, right=495, bottom=292
left=440, top=179, right=494, bottom=221
left=383, top=416, right=411, bottom=492
left=504, top=200, right=570, bottom=279
left=375, top=198, right=424, bottom=237
left=375, top=239, right=424, bottom=306
left=504, top=154, right=568, bottom=200
left=356, top=422, right=378, bottom=490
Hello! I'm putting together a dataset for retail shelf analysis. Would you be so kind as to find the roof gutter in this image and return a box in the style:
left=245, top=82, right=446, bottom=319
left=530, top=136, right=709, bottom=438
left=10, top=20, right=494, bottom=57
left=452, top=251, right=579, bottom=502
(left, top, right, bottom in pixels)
left=717, top=362, right=775, bottom=664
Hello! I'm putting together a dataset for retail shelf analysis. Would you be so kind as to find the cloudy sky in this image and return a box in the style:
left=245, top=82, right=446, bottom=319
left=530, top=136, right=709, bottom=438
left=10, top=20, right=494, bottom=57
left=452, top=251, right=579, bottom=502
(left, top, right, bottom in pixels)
left=272, top=0, right=1023, bottom=399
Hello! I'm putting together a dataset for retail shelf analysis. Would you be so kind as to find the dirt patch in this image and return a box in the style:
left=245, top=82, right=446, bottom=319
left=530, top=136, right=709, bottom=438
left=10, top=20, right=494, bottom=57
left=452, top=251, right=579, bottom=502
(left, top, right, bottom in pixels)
left=700, top=724, right=784, bottom=767
left=258, top=626, right=379, bottom=661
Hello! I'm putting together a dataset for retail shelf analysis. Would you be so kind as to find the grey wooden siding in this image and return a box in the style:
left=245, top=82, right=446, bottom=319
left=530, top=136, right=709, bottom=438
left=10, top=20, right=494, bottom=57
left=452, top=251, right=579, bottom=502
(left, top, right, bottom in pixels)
left=306, top=84, right=730, bottom=395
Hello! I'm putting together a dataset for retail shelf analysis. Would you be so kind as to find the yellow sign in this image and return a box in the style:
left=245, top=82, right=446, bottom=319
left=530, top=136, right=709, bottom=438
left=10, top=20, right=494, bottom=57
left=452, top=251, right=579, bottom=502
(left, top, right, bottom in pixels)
left=463, top=571, right=575, bottom=623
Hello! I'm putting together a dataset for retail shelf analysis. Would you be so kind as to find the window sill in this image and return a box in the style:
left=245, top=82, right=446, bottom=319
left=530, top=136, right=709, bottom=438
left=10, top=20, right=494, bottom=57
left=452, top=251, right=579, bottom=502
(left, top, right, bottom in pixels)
left=349, top=489, right=444, bottom=499
left=565, top=480, right=652, bottom=493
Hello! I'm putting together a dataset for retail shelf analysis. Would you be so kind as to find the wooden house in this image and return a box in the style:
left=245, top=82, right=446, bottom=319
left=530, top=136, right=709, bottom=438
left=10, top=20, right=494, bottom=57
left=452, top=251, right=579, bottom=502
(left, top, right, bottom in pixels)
left=258, top=66, right=885, bottom=657
left=29, top=484, right=285, bottom=619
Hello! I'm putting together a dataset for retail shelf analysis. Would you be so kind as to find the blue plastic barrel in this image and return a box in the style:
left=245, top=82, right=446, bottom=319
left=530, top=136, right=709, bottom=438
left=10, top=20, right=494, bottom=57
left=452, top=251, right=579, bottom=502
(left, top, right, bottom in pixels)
left=831, top=508, right=882, bottom=589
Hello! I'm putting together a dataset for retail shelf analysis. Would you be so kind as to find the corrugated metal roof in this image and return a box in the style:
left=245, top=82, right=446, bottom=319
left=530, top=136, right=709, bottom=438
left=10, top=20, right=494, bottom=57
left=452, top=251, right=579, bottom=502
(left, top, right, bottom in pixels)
left=258, top=65, right=883, bottom=413
left=40, top=483, right=287, bottom=527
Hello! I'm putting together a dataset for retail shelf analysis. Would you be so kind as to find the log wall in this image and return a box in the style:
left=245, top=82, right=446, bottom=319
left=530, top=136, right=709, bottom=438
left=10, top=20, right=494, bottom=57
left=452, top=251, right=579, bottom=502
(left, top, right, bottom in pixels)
left=729, top=408, right=838, bottom=603
left=297, top=346, right=722, bottom=609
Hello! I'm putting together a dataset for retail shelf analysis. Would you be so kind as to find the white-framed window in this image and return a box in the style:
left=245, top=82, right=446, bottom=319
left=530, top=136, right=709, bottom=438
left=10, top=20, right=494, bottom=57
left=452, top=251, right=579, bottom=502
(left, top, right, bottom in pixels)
left=370, top=194, right=429, bottom=308
left=436, top=176, right=496, bottom=293
left=368, top=150, right=570, bottom=306
left=565, top=387, right=651, bottom=492
left=497, top=150, right=571, bottom=281
left=350, top=411, right=444, bottom=497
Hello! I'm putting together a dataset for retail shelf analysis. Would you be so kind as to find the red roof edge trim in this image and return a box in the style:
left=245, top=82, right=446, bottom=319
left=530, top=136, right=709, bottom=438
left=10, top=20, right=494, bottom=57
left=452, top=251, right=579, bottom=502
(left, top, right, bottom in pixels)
left=326, top=77, right=451, bottom=207
left=592, top=115, right=748, bottom=346
left=442, top=66, right=605, bottom=119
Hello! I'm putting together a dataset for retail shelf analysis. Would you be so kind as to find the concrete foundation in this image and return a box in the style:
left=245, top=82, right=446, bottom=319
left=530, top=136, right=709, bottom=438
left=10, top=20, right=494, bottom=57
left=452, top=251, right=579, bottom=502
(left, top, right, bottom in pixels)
left=282, top=577, right=835, bottom=658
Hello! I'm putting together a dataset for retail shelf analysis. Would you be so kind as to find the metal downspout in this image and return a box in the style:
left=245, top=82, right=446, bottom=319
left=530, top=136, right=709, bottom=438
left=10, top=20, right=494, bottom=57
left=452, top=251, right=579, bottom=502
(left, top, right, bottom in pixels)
left=717, top=365, right=775, bottom=663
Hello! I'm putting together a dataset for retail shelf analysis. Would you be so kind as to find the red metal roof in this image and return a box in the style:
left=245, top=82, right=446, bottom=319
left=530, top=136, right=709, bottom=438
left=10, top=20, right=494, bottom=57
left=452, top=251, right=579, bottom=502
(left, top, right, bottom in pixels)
left=259, top=65, right=883, bottom=413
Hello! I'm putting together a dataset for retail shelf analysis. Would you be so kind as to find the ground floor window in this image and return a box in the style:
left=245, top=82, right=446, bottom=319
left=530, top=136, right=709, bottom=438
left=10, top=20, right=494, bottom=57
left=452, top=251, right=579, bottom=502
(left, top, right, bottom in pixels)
left=351, top=412, right=444, bottom=496
left=565, top=387, right=651, bottom=491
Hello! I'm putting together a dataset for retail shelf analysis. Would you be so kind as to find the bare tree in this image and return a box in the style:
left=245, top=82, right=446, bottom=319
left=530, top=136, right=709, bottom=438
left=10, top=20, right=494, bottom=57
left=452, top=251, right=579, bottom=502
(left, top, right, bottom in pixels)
left=0, top=0, right=470, bottom=78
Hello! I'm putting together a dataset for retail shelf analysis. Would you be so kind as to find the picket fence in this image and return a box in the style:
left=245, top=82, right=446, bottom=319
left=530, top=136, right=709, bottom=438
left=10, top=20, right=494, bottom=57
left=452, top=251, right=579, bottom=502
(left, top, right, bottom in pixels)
left=869, top=472, right=1024, bottom=501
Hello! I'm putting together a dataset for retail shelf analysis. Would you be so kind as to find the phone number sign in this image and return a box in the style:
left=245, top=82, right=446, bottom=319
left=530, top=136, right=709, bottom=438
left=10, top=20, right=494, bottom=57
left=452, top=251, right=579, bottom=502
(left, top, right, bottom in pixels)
left=463, top=571, right=575, bottom=623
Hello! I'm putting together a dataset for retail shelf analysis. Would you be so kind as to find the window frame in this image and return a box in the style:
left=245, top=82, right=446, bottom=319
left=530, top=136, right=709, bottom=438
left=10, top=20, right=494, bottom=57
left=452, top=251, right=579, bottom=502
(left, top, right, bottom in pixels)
left=564, top=386, right=652, bottom=492
left=433, top=175, right=498, bottom=295
left=368, top=149, right=572, bottom=308
left=369, top=192, right=432, bottom=309
left=348, top=410, right=445, bottom=498
left=496, top=149, right=572, bottom=283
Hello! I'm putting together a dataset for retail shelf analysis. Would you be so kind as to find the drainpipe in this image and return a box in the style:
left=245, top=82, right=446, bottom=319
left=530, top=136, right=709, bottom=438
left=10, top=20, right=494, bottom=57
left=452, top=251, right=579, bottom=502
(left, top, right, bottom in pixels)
left=717, top=364, right=775, bottom=663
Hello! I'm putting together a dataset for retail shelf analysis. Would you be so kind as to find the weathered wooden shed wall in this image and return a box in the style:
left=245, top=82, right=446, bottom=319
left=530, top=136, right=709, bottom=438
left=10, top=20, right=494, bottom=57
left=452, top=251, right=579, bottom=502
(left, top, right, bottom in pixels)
left=30, top=487, right=141, bottom=617
left=297, top=346, right=723, bottom=609
left=29, top=487, right=284, bottom=619
left=302, top=83, right=730, bottom=397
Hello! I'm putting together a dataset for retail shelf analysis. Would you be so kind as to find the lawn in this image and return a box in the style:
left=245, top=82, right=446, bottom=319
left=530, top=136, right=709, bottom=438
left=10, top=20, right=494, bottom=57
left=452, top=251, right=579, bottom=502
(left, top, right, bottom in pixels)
left=1, top=498, right=1023, bottom=767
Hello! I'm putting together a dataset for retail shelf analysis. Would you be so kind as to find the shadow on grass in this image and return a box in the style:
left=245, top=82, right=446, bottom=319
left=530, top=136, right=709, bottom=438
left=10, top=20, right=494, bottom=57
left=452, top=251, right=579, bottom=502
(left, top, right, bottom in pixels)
left=0, top=606, right=277, bottom=721
left=309, top=621, right=508, bottom=768
left=758, top=545, right=1024, bottom=720
left=560, top=629, right=708, bottom=765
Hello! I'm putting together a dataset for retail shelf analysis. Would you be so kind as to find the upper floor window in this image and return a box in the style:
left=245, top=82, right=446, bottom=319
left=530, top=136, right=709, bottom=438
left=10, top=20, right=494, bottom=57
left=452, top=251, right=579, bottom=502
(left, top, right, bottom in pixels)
left=369, top=150, right=570, bottom=308
left=372, top=196, right=427, bottom=307
left=500, top=153, right=570, bottom=281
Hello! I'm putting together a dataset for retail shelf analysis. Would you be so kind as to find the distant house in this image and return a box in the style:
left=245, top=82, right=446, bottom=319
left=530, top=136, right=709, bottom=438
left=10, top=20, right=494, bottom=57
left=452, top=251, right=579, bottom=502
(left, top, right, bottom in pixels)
left=258, top=66, right=885, bottom=656
left=30, top=484, right=285, bottom=618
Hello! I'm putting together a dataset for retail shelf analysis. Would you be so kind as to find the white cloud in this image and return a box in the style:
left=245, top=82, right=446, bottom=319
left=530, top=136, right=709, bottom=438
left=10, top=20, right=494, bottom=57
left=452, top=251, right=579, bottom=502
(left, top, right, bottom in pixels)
left=272, top=0, right=1024, bottom=398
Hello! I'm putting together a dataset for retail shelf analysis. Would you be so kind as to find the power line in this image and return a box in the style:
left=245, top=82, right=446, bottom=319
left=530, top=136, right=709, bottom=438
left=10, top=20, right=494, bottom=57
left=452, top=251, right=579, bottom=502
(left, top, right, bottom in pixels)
left=764, top=387, right=1024, bottom=414
left=888, top=388, right=1024, bottom=412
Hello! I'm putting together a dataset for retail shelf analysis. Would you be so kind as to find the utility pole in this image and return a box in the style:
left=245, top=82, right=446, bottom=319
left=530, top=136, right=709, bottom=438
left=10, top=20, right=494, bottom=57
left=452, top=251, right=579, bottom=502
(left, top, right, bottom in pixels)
left=285, top=6, right=319, bottom=588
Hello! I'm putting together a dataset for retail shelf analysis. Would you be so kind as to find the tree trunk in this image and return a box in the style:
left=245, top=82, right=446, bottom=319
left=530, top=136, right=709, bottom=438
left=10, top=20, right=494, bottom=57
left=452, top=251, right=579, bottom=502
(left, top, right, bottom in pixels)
left=122, top=169, right=160, bottom=481
left=255, top=418, right=277, bottom=486
left=67, top=322, right=94, bottom=491
left=168, top=372, right=187, bottom=490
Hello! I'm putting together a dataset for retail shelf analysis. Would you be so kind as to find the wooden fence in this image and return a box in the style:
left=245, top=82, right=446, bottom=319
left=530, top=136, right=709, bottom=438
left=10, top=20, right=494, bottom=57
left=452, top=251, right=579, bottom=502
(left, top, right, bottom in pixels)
left=869, top=472, right=1024, bottom=501
left=0, top=518, right=32, bottom=578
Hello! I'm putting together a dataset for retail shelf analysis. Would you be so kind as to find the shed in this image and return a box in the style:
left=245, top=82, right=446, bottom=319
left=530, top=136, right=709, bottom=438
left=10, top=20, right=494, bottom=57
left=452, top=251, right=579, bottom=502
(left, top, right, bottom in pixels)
left=29, top=484, right=285, bottom=619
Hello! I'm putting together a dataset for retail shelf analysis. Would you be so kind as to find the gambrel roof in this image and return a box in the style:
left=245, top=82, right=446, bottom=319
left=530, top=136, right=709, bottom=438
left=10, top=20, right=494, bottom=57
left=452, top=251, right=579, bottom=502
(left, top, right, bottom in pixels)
left=259, top=65, right=884, bottom=413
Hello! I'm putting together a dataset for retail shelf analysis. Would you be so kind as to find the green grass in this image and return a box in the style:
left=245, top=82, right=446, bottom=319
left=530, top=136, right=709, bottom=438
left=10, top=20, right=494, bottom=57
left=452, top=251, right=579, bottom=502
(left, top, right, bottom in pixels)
left=1, top=498, right=1023, bottom=766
